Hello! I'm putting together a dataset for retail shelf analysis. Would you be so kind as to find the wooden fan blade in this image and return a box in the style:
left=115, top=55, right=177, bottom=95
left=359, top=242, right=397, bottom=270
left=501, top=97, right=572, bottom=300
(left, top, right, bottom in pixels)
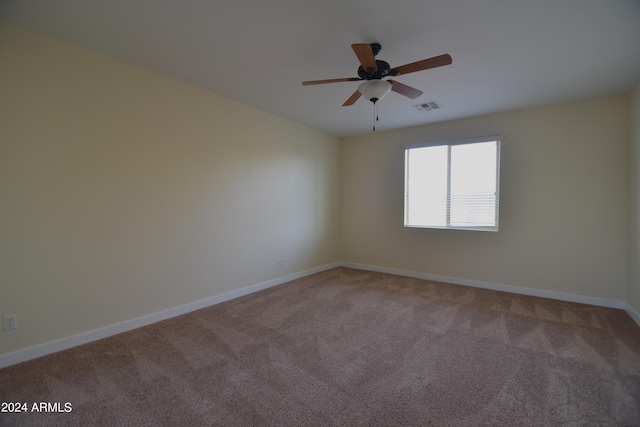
left=388, top=80, right=423, bottom=99
left=390, top=54, right=452, bottom=76
left=351, top=43, right=378, bottom=72
left=342, top=90, right=362, bottom=106
left=302, top=77, right=360, bottom=86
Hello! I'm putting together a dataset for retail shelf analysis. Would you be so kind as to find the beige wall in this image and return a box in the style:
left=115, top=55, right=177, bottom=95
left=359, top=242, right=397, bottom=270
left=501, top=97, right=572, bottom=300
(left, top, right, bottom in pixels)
left=0, top=23, right=340, bottom=356
left=630, top=83, right=640, bottom=314
left=340, top=96, right=631, bottom=301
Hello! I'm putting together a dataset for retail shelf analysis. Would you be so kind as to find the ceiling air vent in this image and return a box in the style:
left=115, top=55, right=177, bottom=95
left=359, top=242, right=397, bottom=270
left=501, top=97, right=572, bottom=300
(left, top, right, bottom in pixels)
left=412, top=101, right=442, bottom=112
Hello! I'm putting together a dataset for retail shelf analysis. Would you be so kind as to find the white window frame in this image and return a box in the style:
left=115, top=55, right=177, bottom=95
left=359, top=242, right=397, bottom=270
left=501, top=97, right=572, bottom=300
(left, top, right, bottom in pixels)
left=404, top=135, right=502, bottom=232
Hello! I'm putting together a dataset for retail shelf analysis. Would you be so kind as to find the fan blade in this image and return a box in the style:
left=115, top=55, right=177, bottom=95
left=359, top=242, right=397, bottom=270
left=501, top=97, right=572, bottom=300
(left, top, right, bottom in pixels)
left=302, top=77, right=360, bottom=86
left=342, top=90, right=362, bottom=106
left=390, top=54, right=452, bottom=76
left=351, top=43, right=378, bottom=72
left=388, top=80, right=423, bottom=99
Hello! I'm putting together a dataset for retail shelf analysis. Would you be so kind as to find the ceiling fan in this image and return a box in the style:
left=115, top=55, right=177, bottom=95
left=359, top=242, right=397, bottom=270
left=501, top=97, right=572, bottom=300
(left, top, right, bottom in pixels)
left=302, top=43, right=452, bottom=107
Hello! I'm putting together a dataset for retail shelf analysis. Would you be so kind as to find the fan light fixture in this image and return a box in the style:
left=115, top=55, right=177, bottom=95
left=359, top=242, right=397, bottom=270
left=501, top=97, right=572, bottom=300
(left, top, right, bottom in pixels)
left=358, top=80, right=392, bottom=103
left=358, top=80, right=392, bottom=131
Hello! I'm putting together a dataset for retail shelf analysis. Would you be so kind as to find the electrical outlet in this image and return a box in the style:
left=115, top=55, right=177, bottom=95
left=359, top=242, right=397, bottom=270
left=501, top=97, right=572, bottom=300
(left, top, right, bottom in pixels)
left=276, top=258, right=286, bottom=268
left=3, top=314, right=17, bottom=331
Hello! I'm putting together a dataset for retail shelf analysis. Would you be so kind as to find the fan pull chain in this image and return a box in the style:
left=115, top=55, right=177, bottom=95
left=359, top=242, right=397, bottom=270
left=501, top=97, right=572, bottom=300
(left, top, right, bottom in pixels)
left=373, top=103, right=376, bottom=131
left=373, top=102, right=380, bottom=131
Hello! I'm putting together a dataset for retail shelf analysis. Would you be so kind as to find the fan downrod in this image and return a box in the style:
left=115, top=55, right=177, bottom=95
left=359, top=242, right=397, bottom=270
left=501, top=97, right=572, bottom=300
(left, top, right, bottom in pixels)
left=370, top=43, right=382, bottom=57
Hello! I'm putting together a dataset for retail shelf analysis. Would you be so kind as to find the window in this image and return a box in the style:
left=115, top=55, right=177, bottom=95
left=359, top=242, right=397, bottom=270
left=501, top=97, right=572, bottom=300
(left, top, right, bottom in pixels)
left=404, top=135, right=501, bottom=231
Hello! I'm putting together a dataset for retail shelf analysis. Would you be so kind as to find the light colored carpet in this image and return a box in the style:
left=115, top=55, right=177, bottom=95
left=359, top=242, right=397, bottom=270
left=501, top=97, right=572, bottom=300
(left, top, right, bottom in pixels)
left=1, top=267, right=639, bottom=426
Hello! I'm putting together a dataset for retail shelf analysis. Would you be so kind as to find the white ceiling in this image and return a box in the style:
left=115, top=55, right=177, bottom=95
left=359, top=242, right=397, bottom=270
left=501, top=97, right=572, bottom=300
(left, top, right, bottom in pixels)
left=2, top=0, right=640, bottom=137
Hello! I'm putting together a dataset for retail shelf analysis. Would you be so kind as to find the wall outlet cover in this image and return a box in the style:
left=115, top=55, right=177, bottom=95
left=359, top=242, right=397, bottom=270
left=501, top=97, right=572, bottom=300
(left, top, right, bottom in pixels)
left=3, top=314, right=17, bottom=331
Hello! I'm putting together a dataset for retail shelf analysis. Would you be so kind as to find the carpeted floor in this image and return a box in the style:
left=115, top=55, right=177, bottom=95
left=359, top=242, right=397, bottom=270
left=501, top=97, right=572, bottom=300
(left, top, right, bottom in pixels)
left=1, top=267, right=639, bottom=426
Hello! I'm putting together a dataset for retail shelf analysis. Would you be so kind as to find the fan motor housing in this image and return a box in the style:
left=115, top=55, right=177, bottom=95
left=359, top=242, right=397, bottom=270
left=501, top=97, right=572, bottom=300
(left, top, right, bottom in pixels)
left=358, top=60, right=391, bottom=80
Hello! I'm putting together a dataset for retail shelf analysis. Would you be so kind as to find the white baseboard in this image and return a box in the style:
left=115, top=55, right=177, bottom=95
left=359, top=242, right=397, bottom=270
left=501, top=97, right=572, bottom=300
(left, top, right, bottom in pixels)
left=626, top=303, right=640, bottom=328
left=345, top=263, right=640, bottom=328
left=0, top=262, right=341, bottom=369
left=2, top=261, right=638, bottom=369
left=341, top=262, right=628, bottom=310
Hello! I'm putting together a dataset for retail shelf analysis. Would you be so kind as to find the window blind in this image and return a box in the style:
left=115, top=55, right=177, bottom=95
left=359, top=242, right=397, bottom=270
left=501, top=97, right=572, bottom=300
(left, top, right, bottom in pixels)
left=404, top=135, right=501, bottom=231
